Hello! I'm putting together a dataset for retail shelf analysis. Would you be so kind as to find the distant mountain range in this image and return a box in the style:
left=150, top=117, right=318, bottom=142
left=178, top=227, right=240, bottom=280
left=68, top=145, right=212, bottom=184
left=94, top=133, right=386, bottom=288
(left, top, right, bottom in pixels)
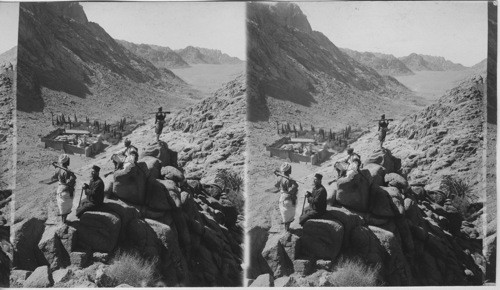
left=341, top=48, right=414, bottom=76
left=247, top=2, right=418, bottom=126
left=117, top=40, right=189, bottom=69
left=17, top=2, right=190, bottom=115
left=175, top=46, right=243, bottom=65
left=399, top=53, right=467, bottom=71
left=342, top=49, right=475, bottom=76
left=118, top=41, right=243, bottom=69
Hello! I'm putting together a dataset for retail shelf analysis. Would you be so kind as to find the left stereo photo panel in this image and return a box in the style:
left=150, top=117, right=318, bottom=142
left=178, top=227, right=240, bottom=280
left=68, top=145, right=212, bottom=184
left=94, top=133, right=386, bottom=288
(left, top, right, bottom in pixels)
left=0, top=1, right=19, bottom=288
left=13, top=2, right=246, bottom=287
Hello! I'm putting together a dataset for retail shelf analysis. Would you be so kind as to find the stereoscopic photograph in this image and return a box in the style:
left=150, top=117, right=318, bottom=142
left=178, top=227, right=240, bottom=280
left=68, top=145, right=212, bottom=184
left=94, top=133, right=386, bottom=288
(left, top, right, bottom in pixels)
left=11, top=1, right=245, bottom=287
left=246, top=1, right=495, bottom=287
left=0, top=0, right=497, bottom=288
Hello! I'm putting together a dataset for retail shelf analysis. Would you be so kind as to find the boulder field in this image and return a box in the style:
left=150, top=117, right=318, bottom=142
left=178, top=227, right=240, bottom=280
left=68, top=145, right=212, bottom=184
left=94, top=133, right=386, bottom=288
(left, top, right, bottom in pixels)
left=250, top=148, right=485, bottom=286
left=11, top=143, right=243, bottom=287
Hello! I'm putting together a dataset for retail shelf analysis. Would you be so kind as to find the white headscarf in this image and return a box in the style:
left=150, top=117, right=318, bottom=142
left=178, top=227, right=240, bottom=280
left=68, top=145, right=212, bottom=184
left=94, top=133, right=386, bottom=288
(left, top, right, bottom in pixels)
left=59, top=154, right=69, bottom=164
left=280, top=162, right=291, bottom=173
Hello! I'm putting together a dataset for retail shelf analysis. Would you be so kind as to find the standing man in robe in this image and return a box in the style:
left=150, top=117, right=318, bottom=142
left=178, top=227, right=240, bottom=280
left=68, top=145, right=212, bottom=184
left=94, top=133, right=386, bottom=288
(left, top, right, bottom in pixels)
left=274, top=162, right=298, bottom=232
left=52, top=154, right=76, bottom=223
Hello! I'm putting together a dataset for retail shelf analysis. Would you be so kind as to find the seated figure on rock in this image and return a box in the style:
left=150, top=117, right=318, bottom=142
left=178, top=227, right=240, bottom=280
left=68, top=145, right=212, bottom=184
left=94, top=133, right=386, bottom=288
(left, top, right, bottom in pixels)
left=76, top=165, right=104, bottom=218
left=335, top=147, right=360, bottom=178
left=111, top=138, right=138, bottom=170
left=299, top=173, right=327, bottom=226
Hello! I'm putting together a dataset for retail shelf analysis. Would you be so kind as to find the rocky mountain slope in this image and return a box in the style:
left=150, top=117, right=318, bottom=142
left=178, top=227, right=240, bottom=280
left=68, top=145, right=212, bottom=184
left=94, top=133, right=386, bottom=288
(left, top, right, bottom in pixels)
left=247, top=2, right=423, bottom=125
left=0, top=51, right=15, bottom=288
left=248, top=76, right=491, bottom=286
left=0, top=54, right=15, bottom=190
left=175, top=46, right=242, bottom=65
left=0, top=46, right=17, bottom=67
left=341, top=48, right=414, bottom=76
left=399, top=53, right=468, bottom=71
left=17, top=2, right=193, bottom=114
left=12, top=74, right=246, bottom=287
left=117, top=40, right=189, bottom=69
left=470, top=58, right=487, bottom=74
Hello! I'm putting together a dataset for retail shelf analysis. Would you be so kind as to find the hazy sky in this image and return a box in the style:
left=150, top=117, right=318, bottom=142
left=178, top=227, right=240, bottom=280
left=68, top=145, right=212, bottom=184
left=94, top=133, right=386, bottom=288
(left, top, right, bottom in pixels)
left=299, top=1, right=487, bottom=67
left=0, top=2, right=19, bottom=54
left=80, top=2, right=246, bottom=60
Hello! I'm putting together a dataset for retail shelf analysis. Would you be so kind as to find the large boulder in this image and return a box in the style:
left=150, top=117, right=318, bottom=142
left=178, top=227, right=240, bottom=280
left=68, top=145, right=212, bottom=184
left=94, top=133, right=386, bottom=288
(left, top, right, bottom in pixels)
left=145, top=178, right=174, bottom=211
left=369, top=225, right=412, bottom=285
left=12, top=217, right=45, bottom=270
left=262, top=233, right=294, bottom=278
left=364, top=148, right=401, bottom=173
left=140, top=141, right=177, bottom=168
left=249, top=273, right=274, bottom=287
left=139, top=156, right=162, bottom=180
left=76, top=211, right=121, bottom=252
left=162, top=166, right=185, bottom=183
left=112, top=163, right=147, bottom=205
left=23, top=265, right=53, bottom=288
left=363, top=163, right=386, bottom=187
left=349, top=225, right=385, bottom=266
left=125, top=218, right=161, bottom=258
left=385, top=173, right=409, bottom=194
left=336, top=170, right=371, bottom=212
left=100, top=200, right=141, bottom=243
left=322, top=207, right=365, bottom=245
left=301, top=219, right=344, bottom=260
left=37, top=225, right=70, bottom=270
left=370, top=186, right=405, bottom=217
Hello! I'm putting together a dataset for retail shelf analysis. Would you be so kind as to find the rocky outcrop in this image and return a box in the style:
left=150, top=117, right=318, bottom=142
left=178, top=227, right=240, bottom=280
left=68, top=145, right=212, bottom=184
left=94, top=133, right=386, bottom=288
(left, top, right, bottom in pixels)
left=255, top=148, right=485, bottom=286
left=167, top=75, right=246, bottom=183
left=13, top=152, right=243, bottom=286
left=394, top=76, right=485, bottom=192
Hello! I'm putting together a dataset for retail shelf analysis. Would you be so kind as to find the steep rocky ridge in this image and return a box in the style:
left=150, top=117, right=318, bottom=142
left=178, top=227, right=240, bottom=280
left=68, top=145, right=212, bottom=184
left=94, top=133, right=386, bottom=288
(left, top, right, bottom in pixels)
left=117, top=40, right=190, bottom=69
left=399, top=53, right=468, bottom=71
left=12, top=75, right=246, bottom=287
left=341, top=48, right=414, bottom=76
left=247, top=2, right=423, bottom=124
left=17, top=2, right=191, bottom=113
left=248, top=76, right=490, bottom=286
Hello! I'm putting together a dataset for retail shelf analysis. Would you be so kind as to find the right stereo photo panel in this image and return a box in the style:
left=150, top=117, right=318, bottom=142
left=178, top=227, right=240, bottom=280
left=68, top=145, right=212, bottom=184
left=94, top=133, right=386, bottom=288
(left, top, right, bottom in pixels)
left=245, top=1, right=496, bottom=286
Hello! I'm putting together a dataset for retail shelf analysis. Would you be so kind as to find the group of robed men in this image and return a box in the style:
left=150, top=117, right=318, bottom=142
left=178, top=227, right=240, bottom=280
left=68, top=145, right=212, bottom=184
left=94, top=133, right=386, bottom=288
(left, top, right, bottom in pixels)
left=51, top=138, right=140, bottom=223
left=51, top=107, right=170, bottom=223
left=274, top=114, right=391, bottom=231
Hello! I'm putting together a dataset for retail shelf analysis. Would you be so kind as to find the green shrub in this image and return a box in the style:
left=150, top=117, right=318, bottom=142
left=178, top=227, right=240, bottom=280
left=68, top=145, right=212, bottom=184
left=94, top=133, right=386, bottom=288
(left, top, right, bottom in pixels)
left=329, top=258, right=380, bottom=286
left=106, top=251, right=159, bottom=287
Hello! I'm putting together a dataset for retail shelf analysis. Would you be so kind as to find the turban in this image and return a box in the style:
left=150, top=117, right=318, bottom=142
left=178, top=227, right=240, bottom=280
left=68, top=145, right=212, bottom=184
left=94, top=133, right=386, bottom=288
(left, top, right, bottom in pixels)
left=58, top=154, right=69, bottom=164
left=280, top=162, right=291, bottom=173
